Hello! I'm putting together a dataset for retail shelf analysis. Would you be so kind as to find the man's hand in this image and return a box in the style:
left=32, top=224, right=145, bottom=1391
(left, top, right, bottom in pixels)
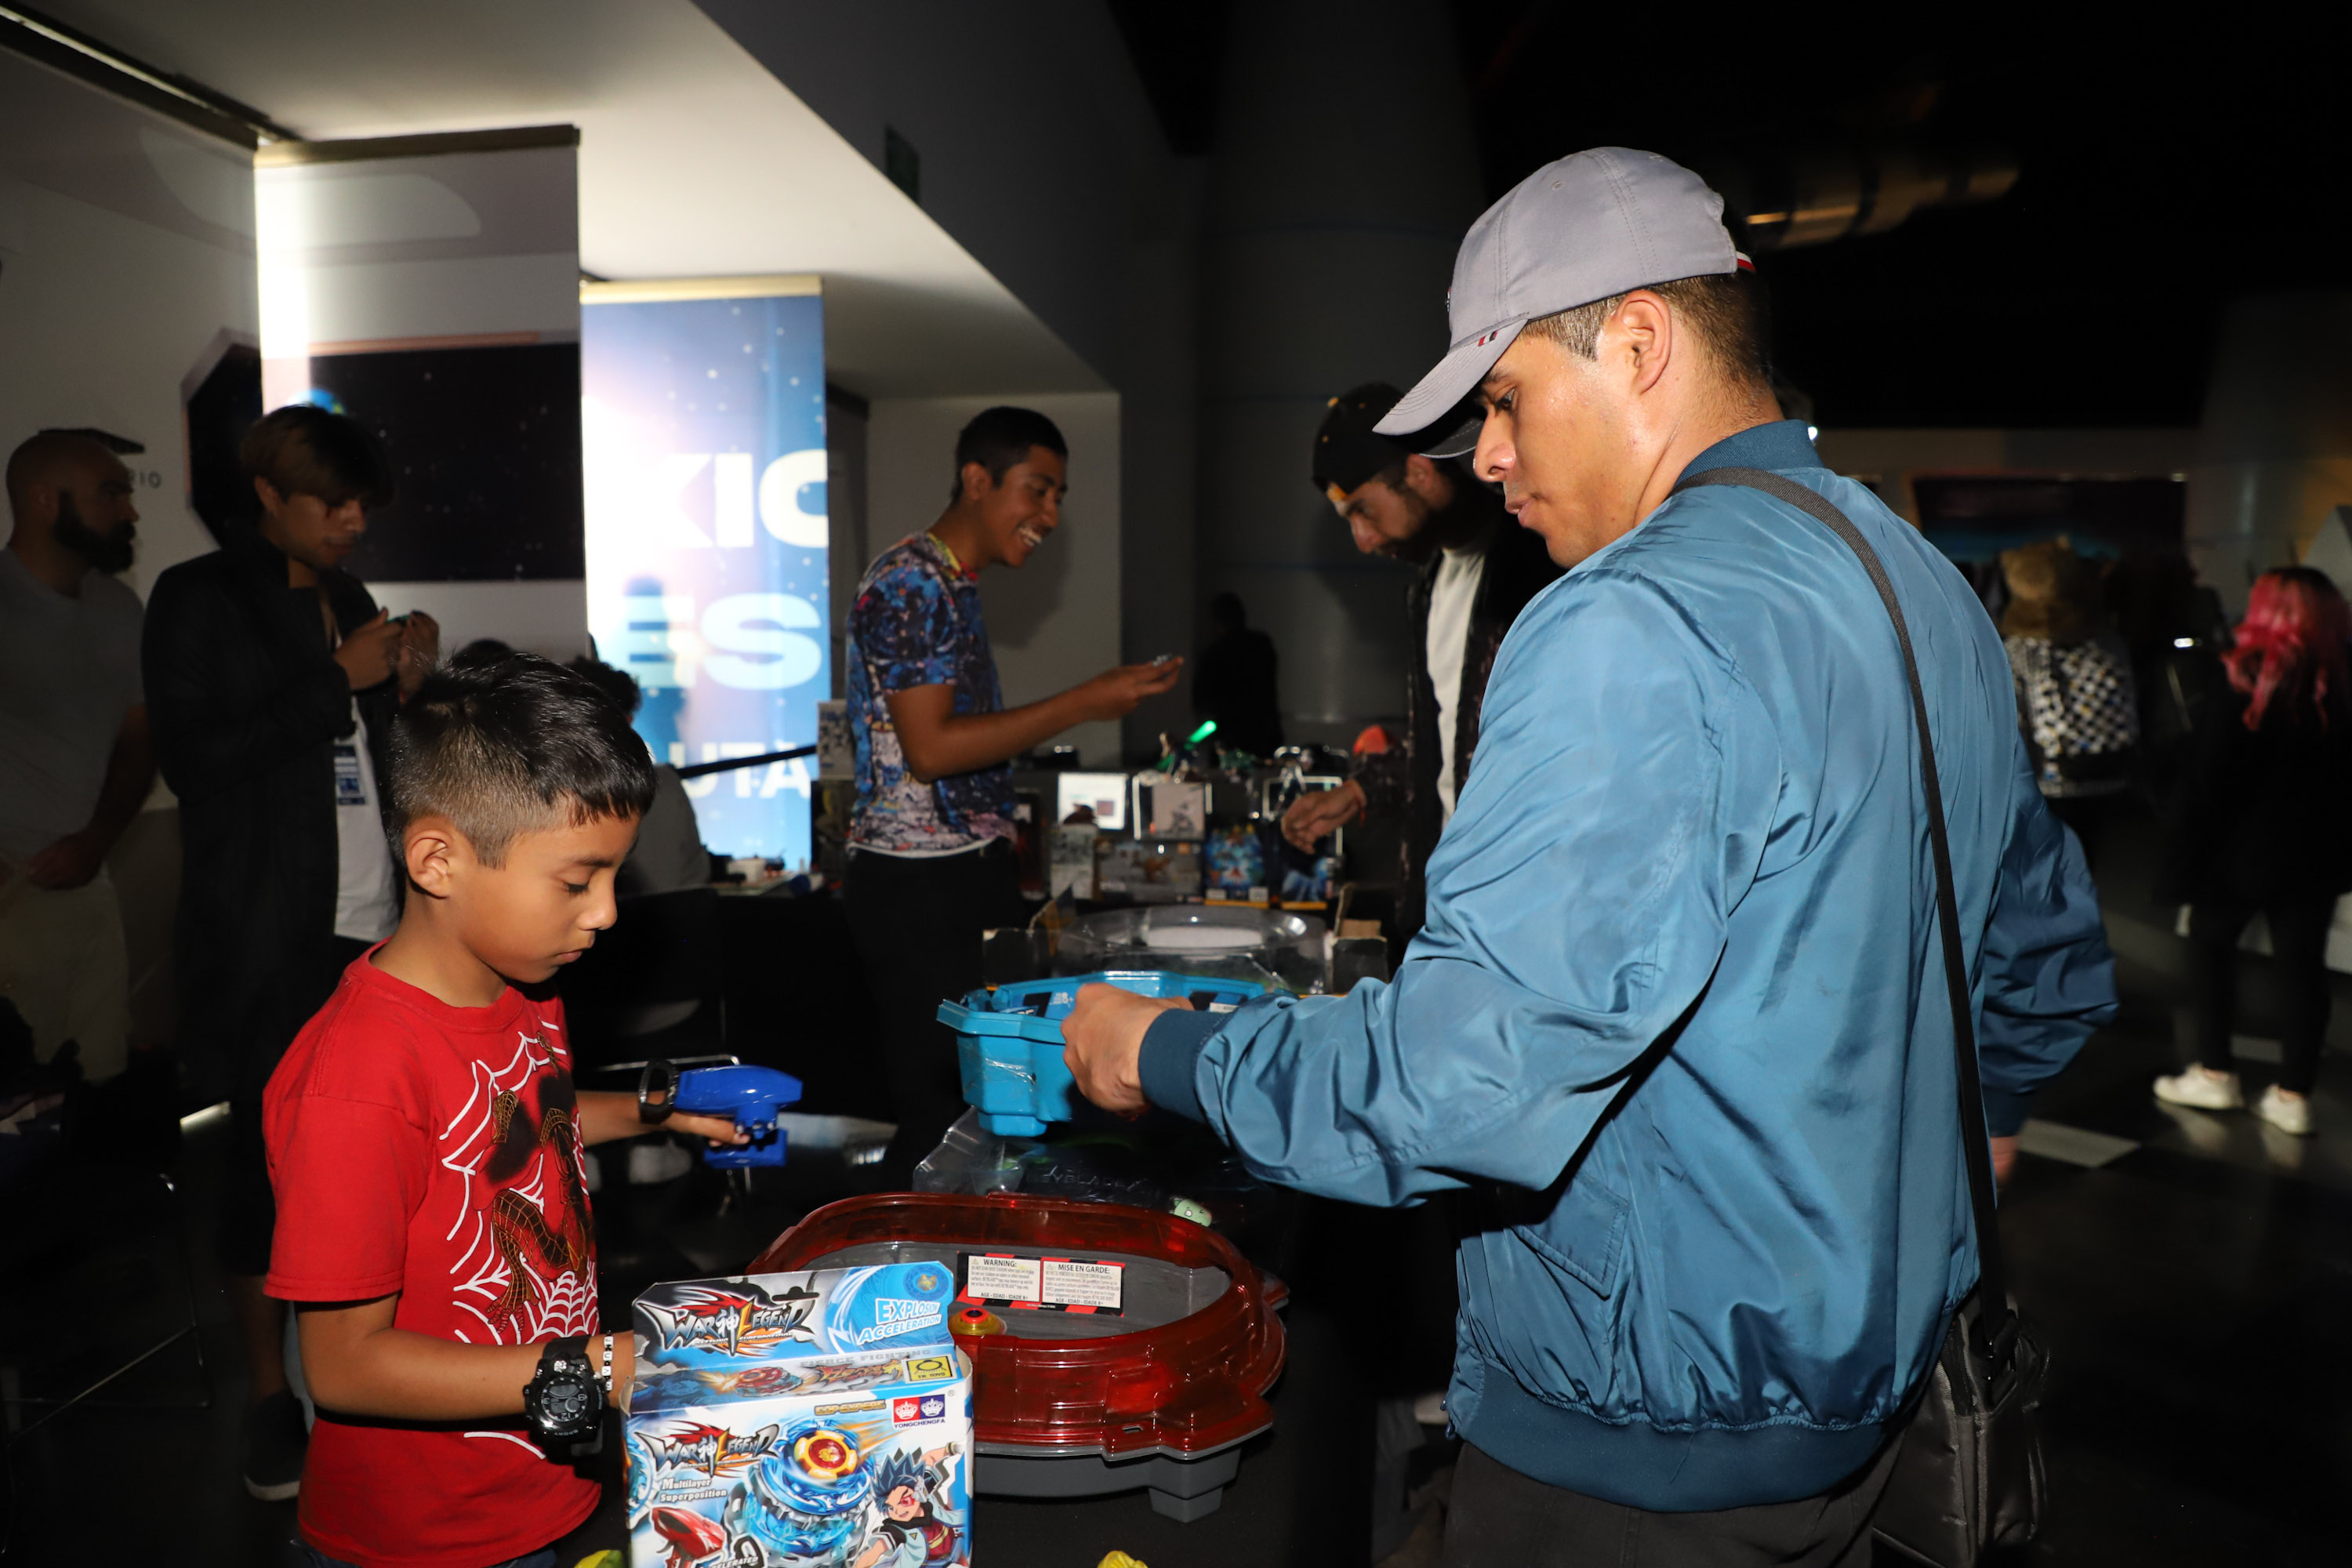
left=395, top=609, right=441, bottom=699
left=1062, top=983, right=1190, bottom=1116
left=1991, top=1134, right=2018, bottom=1189
left=333, top=609, right=405, bottom=691
left=1074, top=658, right=1183, bottom=722
left=25, top=829, right=106, bottom=891
left=1282, top=779, right=1366, bottom=852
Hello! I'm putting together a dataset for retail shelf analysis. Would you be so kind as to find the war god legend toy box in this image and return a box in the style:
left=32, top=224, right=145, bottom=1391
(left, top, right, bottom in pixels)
left=626, top=1263, right=974, bottom=1568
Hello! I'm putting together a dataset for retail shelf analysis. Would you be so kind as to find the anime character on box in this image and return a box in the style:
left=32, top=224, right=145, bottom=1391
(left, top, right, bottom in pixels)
left=721, top=1421, right=873, bottom=1566
left=852, top=1445, right=966, bottom=1568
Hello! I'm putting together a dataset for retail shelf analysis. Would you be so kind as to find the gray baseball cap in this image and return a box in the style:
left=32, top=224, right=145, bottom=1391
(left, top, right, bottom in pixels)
left=1377, top=147, right=1743, bottom=452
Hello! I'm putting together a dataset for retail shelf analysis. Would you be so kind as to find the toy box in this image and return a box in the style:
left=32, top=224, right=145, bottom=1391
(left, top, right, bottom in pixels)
left=627, top=1264, right=973, bottom=1568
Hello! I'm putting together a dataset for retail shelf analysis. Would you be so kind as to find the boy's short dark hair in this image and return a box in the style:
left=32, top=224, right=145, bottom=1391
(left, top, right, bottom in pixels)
left=239, top=404, right=397, bottom=510
left=387, top=652, right=656, bottom=869
left=565, top=654, right=645, bottom=720
left=948, top=405, right=1067, bottom=504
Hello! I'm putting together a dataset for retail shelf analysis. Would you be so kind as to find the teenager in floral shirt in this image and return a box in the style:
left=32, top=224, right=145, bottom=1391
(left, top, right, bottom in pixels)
left=845, top=407, right=1179, bottom=1178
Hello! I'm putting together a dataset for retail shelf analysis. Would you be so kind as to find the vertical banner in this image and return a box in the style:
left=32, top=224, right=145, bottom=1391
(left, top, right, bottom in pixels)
left=580, top=278, right=829, bottom=863
left=255, top=128, right=586, bottom=654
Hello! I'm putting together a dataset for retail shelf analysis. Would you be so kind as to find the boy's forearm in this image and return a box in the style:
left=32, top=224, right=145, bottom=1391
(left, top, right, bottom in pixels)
left=301, top=1316, right=635, bottom=1421
left=576, top=1090, right=749, bottom=1153
left=303, top=1321, right=541, bottom=1420
left=577, top=1090, right=648, bottom=1146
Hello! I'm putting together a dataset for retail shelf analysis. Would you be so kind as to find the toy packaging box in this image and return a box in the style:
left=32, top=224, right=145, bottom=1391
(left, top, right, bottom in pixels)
left=627, top=1263, right=973, bottom=1568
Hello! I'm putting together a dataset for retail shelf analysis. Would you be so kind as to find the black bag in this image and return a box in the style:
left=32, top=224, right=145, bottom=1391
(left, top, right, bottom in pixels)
left=1676, top=468, right=2048, bottom=1566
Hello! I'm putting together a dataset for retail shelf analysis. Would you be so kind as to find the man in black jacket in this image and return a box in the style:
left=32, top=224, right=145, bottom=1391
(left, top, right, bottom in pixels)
left=1283, top=383, right=1561, bottom=943
left=143, top=405, right=436, bottom=1500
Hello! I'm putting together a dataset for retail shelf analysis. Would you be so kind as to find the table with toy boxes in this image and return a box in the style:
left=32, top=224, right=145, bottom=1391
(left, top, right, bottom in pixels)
left=624, top=908, right=1355, bottom=1567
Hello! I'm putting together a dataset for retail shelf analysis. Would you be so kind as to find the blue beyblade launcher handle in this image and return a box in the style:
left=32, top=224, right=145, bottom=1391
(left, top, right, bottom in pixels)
left=637, top=1059, right=804, bottom=1167
left=938, top=971, right=1266, bottom=1137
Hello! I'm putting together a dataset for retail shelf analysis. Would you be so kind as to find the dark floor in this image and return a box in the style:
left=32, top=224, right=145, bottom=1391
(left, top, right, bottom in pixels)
left=7, top=806, right=2351, bottom=1565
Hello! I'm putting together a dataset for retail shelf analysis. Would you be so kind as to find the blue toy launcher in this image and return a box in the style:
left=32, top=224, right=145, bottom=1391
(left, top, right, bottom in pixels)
left=938, top=971, right=1268, bottom=1137
left=637, top=1058, right=804, bottom=1167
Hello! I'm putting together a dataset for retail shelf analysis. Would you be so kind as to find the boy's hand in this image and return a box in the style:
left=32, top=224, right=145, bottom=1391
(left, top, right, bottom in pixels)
left=668, top=1111, right=750, bottom=1149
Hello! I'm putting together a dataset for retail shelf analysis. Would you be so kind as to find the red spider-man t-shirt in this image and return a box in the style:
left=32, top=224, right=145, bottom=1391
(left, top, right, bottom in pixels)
left=265, top=950, right=601, bottom=1568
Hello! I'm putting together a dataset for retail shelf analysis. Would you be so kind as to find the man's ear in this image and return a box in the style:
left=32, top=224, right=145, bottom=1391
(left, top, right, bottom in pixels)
left=1402, top=452, right=1454, bottom=505
left=959, top=460, right=992, bottom=506
left=402, top=815, right=463, bottom=898
left=252, top=475, right=282, bottom=516
left=1613, top=292, right=1675, bottom=395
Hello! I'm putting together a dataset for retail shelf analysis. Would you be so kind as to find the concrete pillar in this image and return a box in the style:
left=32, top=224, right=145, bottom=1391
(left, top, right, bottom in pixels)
left=2187, top=292, right=2352, bottom=613
left=1196, top=0, right=1483, bottom=743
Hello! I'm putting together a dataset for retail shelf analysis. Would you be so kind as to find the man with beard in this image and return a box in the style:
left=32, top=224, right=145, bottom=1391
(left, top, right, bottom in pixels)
left=1283, top=386, right=1561, bottom=945
left=143, top=403, right=437, bottom=1502
left=0, top=429, right=154, bottom=1083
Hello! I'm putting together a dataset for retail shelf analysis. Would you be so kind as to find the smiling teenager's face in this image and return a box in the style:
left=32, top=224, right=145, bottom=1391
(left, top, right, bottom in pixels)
left=429, top=811, right=641, bottom=984
left=969, top=445, right=1067, bottom=568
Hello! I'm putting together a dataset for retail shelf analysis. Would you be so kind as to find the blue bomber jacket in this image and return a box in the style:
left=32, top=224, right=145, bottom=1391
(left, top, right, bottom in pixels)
left=1140, top=421, right=2116, bottom=1511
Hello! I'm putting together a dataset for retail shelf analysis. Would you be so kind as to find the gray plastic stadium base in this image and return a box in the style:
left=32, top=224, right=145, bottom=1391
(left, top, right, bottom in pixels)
left=975, top=1439, right=1249, bottom=1521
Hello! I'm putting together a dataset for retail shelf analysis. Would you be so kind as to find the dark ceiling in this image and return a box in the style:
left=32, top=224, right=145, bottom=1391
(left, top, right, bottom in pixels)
left=1110, top=2, right=2352, bottom=430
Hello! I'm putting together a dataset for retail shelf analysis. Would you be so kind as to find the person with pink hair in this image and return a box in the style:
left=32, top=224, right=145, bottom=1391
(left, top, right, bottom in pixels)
left=2155, top=566, right=2352, bottom=1134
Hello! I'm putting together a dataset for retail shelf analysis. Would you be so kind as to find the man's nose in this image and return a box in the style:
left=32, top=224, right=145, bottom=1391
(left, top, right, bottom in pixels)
left=1475, top=418, right=1513, bottom=485
left=1348, top=517, right=1382, bottom=555
left=583, top=885, right=618, bottom=933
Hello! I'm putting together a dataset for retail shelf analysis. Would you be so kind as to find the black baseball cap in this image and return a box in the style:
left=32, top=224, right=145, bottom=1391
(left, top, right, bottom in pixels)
left=1311, top=383, right=1476, bottom=503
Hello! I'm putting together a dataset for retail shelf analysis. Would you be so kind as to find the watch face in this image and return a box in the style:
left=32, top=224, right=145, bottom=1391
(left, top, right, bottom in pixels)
left=545, top=1382, right=593, bottom=1425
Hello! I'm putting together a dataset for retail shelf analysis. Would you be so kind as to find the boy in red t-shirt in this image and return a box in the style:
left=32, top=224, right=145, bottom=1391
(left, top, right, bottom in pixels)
left=264, top=652, right=745, bottom=1568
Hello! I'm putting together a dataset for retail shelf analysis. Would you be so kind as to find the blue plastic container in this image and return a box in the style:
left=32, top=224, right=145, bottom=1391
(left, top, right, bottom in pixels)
left=939, top=971, right=1268, bottom=1136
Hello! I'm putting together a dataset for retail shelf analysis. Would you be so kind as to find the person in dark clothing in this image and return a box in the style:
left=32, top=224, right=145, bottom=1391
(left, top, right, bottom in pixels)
left=142, top=405, right=437, bottom=1499
left=1281, top=383, right=1562, bottom=943
left=1190, top=592, right=1283, bottom=758
left=2154, top=566, right=2352, bottom=1137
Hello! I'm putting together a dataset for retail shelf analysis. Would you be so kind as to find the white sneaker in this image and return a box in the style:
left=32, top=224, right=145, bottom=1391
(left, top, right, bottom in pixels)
left=2154, top=1065, right=2245, bottom=1112
left=2255, top=1084, right=2313, bottom=1137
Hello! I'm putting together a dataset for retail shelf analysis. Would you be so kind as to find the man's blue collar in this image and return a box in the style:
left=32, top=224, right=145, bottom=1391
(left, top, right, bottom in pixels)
left=1678, top=419, right=1820, bottom=485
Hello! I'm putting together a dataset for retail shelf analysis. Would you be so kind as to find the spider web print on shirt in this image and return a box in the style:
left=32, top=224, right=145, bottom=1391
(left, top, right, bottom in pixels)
left=438, top=1025, right=598, bottom=1344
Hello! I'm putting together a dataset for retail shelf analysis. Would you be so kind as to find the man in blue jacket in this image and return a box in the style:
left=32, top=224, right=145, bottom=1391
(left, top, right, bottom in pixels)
left=1064, top=148, right=2117, bottom=1564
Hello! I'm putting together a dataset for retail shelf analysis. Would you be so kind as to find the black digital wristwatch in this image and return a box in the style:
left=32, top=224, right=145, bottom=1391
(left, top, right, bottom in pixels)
left=522, top=1336, right=604, bottom=1449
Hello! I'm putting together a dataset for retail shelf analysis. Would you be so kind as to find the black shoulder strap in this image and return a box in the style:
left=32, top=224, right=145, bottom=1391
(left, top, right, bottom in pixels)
left=1672, top=466, right=2010, bottom=1343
